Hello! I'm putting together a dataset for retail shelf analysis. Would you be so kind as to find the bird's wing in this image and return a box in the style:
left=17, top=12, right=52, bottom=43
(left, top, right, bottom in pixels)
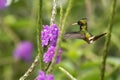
left=63, top=32, right=85, bottom=39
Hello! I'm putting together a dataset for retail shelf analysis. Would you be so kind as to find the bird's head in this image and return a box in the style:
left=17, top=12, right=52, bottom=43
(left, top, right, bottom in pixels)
left=78, top=18, right=87, bottom=26
left=72, top=18, right=87, bottom=30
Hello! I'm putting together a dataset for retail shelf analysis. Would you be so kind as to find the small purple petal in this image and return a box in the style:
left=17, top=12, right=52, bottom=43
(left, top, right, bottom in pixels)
left=41, top=25, right=51, bottom=47
left=43, top=46, right=62, bottom=63
left=50, top=24, right=59, bottom=46
left=56, top=48, right=62, bottom=63
left=13, top=41, right=33, bottom=62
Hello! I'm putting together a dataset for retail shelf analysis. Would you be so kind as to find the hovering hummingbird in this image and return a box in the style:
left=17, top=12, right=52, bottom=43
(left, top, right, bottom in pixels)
left=64, top=18, right=106, bottom=44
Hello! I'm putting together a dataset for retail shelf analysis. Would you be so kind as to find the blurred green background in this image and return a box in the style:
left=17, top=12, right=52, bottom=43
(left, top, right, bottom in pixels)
left=0, top=0, right=120, bottom=80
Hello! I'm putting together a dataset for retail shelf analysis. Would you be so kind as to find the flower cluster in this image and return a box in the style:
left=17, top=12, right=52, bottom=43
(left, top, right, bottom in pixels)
left=41, top=24, right=62, bottom=63
left=36, top=71, right=54, bottom=80
left=13, top=41, right=33, bottom=62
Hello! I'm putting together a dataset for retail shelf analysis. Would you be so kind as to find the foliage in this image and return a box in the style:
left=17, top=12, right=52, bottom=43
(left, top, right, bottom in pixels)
left=0, top=0, right=120, bottom=80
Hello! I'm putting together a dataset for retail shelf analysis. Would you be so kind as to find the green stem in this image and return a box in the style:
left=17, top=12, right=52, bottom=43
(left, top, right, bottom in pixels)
left=85, top=0, right=93, bottom=26
left=59, top=67, right=77, bottom=80
left=59, top=0, right=63, bottom=28
left=50, top=0, right=57, bottom=25
left=36, top=0, right=43, bottom=69
left=19, top=54, right=40, bottom=80
left=46, top=0, right=73, bottom=73
left=19, top=0, right=43, bottom=79
left=61, top=0, right=73, bottom=31
left=101, top=0, right=117, bottom=80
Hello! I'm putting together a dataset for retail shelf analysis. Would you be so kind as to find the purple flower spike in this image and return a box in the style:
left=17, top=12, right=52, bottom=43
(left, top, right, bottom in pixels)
left=46, top=74, right=54, bottom=80
left=13, top=41, right=33, bottom=62
left=43, top=46, right=62, bottom=63
left=37, top=71, right=54, bottom=80
left=0, top=0, right=6, bottom=9
left=41, top=24, right=62, bottom=64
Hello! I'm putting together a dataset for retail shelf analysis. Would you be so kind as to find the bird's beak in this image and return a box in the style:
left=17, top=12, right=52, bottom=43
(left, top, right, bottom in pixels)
left=72, top=23, right=77, bottom=25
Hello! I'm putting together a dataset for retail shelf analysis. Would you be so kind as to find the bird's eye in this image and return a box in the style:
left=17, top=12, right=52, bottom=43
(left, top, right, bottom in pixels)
left=77, top=21, right=83, bottom=26
left=77, top=21, right=81, bottom=25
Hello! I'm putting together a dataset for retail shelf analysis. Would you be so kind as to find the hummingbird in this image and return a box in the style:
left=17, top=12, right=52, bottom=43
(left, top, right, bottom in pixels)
left=64, top=18, right=106, bottom=44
